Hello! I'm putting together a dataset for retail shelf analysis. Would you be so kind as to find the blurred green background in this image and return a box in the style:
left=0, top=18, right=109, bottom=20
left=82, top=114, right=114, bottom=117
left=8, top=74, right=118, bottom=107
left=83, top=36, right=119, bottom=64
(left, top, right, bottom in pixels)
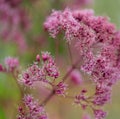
left=0, top=0, right=120, bottom=119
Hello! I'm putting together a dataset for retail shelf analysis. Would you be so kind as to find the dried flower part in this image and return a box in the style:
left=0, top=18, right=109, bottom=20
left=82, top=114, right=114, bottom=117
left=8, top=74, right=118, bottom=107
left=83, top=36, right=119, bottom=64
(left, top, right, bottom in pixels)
left=4, top=57, right=19, bottom=72
left=18, top=95, right=48, bottom=119
left=70, top=69, right=83, bottom=85
left=55, top=82, right=68, bottom=96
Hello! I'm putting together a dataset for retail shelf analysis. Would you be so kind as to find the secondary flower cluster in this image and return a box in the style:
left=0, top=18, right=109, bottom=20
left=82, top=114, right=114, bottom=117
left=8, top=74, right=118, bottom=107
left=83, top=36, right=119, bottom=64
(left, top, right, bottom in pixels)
left=19, top=52, right=59, bottom=87
left=44, top=8, right=120, bottom=119
left=19, top=52, right=68, bottom=96
left=0, top=0, right=30, bottom=51
left=17, top=52, right=68, bottom=119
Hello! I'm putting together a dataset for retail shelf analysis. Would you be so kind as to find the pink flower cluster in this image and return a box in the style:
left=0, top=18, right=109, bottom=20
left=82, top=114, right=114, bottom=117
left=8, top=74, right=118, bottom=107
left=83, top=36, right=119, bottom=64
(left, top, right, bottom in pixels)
left=19, top=52, right=69, bottom=96
left=19, top=52, right=59, bottom=87
left=74, top=89, right=107, bottom=119
left=44, top=8, right=120, bottom=119
left=0, top=0, right=30, bottom=51
left=5, top=57, right=19, bottom=72
left=18, top=95, right=48, bottom=119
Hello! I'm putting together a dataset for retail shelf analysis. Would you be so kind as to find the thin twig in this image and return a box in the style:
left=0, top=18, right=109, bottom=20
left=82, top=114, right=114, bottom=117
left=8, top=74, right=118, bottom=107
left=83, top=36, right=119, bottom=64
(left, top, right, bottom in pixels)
left=41, top=90, right=55, bottom=105
left=63, top=56, right=81, bottom=82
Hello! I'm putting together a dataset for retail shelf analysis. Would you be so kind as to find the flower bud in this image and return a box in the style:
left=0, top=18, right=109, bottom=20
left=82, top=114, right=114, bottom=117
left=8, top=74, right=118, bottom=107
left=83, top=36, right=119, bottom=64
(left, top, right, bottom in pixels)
left=70, top=69, right=83, bottom=85
left=36, top=54, right=40, bottom=62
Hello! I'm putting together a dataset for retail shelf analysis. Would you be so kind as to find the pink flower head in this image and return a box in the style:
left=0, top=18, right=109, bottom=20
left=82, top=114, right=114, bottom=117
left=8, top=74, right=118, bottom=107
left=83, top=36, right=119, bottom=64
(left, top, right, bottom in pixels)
left=19, top=52, right=59, bottom=87
left=44, top=9, right=96, bottom=53
left=44, top=10, right=61, bottom=38
left=70, top=69, right=83, bottom=85
left=5, top=57, right=19, bottom=72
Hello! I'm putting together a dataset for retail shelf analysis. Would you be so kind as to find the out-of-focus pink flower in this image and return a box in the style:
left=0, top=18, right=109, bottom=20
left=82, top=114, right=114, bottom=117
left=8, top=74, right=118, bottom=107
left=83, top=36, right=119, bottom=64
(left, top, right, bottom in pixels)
left=82, top=114, right=91, bottom=119
left=70, top=69, right=83, bottom=85
left=74, top=0, right=93, bottom=6
left=5, top=57, right=19, bottom=72
left=12, top=31, right=27, bottom=52
left=93, top=109, right=107, bottom=119
left=5, top=0, right=22, bottom=7
left=0, top=0, right=31, bottom=52
left=67, top=0, right=94, bottom=9
left=0, top=64, right=4, bottom=72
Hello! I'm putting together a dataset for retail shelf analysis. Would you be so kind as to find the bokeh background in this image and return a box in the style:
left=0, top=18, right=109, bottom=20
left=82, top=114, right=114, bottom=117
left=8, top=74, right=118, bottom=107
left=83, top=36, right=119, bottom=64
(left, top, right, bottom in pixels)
left=0, top=0, right=120, bottom=119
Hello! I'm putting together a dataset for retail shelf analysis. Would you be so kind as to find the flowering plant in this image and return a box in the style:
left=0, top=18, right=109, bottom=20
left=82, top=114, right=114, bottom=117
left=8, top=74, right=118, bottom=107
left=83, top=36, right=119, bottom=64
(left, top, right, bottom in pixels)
left=0, top=1, right=120, bottom=119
